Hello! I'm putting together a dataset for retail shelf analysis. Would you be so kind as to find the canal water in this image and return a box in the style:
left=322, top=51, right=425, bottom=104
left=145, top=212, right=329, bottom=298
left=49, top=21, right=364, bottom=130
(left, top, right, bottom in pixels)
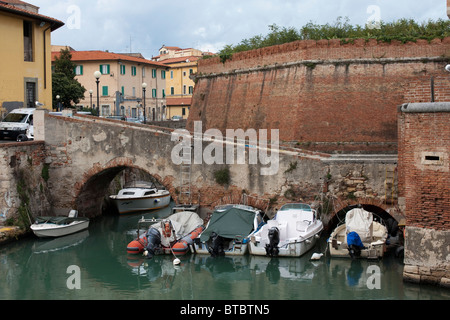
left=1, top=204, right=449, bottom=301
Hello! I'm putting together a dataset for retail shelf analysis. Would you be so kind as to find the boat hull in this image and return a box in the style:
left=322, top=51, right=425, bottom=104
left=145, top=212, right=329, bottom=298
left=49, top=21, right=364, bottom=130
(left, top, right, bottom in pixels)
left=249, top=232, right=321, bottom=257
left=31, top=220, right=89, bottom=238
left=194, top=241, right=249, bottom=256
left=327, top=223, right=387, bottom=259
left=110, top=192, right=170, bottom=214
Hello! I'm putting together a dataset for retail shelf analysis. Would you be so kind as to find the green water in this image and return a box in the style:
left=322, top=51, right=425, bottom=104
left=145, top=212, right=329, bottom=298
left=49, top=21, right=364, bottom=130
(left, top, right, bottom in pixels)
left=1, top=205, right=449, bottom=301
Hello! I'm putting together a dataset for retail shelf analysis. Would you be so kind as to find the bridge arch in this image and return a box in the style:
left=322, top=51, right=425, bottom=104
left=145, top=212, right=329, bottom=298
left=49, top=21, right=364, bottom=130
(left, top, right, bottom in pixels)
left=324, top=196, right=400, bottom=237
left=73, top=157, right=176, bottom=217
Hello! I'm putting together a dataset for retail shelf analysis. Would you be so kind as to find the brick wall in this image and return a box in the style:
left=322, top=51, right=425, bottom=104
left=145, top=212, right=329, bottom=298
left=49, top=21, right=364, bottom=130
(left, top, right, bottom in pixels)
left=191, top=38, right=450, bottom=153
left=398, top=103, right=450, bottom=230
left=398, top=102, right=450, bottom=287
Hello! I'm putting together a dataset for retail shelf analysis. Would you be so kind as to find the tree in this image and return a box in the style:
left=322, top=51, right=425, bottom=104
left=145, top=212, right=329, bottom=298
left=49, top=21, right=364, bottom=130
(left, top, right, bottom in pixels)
left=52, top=49, right=86, bottom=110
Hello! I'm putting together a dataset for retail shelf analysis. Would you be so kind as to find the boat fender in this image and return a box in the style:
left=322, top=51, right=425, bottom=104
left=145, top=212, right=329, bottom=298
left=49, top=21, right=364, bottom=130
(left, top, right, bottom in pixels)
left=265, top=227, right=280, bottom=257
left=144, top=227, right=161, bottom=259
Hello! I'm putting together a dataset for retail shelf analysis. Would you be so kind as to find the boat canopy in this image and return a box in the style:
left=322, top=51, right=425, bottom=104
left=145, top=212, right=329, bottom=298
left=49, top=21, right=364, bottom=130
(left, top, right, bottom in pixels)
left=200, top=205, right=257, bottom=242
left=345, top=208, right=373, bottom=242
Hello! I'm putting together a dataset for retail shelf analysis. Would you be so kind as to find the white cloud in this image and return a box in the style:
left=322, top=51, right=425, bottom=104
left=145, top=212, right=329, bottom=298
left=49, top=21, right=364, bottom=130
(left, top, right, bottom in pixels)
left=32, top=0, right=448, bottom=58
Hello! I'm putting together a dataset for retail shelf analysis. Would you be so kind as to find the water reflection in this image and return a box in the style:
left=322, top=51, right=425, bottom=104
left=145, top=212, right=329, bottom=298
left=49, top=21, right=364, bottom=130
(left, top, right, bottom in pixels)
left=1, top=206, right=449, bottom=300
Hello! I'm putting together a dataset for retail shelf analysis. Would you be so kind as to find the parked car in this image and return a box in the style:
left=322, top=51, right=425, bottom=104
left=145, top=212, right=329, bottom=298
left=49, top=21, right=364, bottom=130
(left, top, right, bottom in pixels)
left=171, top=115, right=183, bottom=121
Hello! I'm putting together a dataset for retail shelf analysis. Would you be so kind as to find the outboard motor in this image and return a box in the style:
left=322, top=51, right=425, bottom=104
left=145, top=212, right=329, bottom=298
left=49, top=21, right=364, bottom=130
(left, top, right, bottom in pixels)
left=265, top=227, right=280, bottom=257
left=208, top=232, right=225, bottom=257
left=144, top=227, right=161, bottom=259
left=347, top=231, right=364, bottom=259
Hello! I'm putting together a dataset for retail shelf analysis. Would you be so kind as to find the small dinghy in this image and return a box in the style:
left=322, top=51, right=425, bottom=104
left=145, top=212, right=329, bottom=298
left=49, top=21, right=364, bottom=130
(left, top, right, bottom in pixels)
left=327, top=207, right=388, bottom=259
left=193, top=204, right=265, bottom=257
left=30, top=210, right=89, bottom=238
left=126, top=211, right=204, bottom=258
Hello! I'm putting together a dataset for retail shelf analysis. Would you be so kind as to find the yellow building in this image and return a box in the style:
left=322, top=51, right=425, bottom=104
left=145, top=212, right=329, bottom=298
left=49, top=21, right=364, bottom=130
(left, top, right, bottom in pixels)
left=152, top=45, right=213, bottom=120
left=0, top=1, right=64, bottom=117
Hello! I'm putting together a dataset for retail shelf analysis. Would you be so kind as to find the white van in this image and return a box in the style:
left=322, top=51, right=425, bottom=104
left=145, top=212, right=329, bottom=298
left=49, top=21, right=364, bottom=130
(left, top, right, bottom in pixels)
left=0, top=108, right=35, bottom=141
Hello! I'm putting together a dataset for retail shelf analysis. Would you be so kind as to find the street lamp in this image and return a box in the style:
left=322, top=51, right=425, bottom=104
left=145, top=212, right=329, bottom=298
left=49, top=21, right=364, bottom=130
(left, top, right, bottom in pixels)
left=94, top=71, right=101, bottom=116
left=89, top=89, right=93, bottom=109
left=56, top=95, right=61, bottom=111
left=142, top=82, right=147, bottom=124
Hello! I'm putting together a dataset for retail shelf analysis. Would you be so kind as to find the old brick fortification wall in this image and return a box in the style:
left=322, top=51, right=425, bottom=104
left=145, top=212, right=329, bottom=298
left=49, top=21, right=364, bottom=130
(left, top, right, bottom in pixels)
left=190, top=38, right=450, bottom=153
left=398, top=102, right=450, bottom=287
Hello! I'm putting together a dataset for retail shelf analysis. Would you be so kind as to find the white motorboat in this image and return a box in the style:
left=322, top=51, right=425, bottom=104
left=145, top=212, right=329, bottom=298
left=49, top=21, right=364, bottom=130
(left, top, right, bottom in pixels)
left=249, top=203, right=323, bottom=257
left=194, top=204, right=265, bottom=256
left=30, top=210, right=89, bottom=238
left=327, top=207, right=388, bottom=259
left=109, top=181, right=171, bottom=214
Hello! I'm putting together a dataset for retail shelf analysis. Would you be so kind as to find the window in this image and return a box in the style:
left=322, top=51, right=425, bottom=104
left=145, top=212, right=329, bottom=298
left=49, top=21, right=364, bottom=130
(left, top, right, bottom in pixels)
left=121, top=86, right=125, bottom=95
left=100, top=64, right=110, bottom=75
left=102, top=86, right=109, bottom=96
left=183, top=85, right=186, bottom=95
left=170, top=70, right=174, bottom=79
left=189, top=86, right=193, bottom=94
left=25, top=81, right=36, bottom=108
left=170, top=87, right=174, bottom=95
left=75, top=65, right=83, bottom=76
left=162, top=89, right=165, bottom=98
left=132, top=87, right=136, bottom=97
left=131, top=66, right=137, bottom=76
left=152, top=69, right=156, bottom=78
left=23, top=21, right=33, bottom=61
left=120, top=65, right=126, bottom=75
left=152, top=89, right=157, bottom=98
left=142, top=67, right=146, bottom=77
left=189, top=69, right=193, bottom=75
left=161, top=70, right=166, bottom=79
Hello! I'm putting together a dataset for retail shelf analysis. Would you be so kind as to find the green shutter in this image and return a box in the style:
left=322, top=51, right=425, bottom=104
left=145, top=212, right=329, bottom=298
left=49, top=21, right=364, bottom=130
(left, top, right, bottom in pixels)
left=162, top=89, right=165, bottom=98
left=161, top=70, right=166, bottom=79
left=152, top=89, right=156, bottom=98
left=102, top=86, right=108, bottom=96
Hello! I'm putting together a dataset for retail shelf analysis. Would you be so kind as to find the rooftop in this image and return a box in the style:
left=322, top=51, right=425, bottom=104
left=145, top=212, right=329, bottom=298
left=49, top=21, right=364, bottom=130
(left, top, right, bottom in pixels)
left=51, top=50, right=168, bottom=68
left=0, top=0, right=64, bottom=31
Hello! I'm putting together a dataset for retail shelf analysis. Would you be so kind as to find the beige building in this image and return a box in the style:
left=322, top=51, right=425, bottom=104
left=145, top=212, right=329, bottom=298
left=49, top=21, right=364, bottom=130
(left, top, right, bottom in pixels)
left=52, top=49, right=168, bottom=120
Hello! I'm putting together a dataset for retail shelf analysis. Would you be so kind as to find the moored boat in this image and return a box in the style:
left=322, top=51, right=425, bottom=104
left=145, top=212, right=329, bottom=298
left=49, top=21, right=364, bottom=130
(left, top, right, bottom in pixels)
left=30, top=210, right=89, bottom=238
left=249, top=203, right=323, bottom=257
left=109, top=181, right=171, bottom=214
left=327, top=207, right=388, bottom=259
left=126, top=210, right=204, bottom=258
left=193, top=204, right=265, bottom=256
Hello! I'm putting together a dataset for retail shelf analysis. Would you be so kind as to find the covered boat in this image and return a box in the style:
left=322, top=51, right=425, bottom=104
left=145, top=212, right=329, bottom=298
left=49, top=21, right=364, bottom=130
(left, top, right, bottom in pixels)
left=126, top=210, right=204, bottom=258
left=194, top=204, right=265, bottom=256
left=109, top=181, right=171, bottom=214
left=327, top=207, right=388, bottom=259
left=30, top=210, right=89, bottom=238
left=249, top=203, right=323, bottom=257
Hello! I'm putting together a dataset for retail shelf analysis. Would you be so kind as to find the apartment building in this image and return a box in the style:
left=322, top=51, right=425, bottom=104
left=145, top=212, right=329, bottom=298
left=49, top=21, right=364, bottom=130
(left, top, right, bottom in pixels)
left=152, top=45, right=213, bottom=120
left=52, top=50, right=169, bottom=120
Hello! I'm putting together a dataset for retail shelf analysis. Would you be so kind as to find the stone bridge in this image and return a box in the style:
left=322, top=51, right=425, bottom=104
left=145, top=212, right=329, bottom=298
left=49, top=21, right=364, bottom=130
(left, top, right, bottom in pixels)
left=1, top=109, right=399, bottom=227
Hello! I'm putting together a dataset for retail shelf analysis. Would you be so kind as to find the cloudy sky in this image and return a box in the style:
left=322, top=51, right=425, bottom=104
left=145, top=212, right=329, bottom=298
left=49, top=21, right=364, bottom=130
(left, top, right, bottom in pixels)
left=33, top=0, right=447, bottom=59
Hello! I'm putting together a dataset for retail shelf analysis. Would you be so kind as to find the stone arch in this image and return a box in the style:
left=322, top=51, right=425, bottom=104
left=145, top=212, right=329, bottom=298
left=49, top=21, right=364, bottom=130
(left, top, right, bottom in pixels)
left=325, top=196, right=400, bottom=236
left=73, top=157, right=176, bottom=217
